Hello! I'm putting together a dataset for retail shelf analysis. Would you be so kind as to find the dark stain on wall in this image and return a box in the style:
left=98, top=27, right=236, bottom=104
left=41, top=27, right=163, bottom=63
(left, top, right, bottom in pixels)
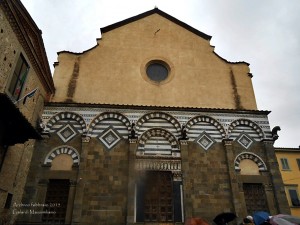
left=230, top=69, right=243, bottom=109
left=66, top=57, right=80, bottom=102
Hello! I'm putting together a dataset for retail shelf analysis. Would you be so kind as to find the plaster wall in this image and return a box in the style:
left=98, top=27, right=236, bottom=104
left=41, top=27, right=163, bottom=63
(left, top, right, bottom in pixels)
left=52, top=14, right=257, bottom=110
left=275, top=150, right=300, bottom=216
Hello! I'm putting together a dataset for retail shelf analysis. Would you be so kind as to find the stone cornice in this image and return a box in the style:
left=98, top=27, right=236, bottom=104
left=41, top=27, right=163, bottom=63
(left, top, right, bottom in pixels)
left=45, top=102, right=271, bottom=115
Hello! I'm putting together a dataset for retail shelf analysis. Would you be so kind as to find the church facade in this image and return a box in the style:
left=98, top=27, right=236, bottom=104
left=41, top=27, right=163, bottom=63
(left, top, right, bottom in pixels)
left=18, top=8, right=289, bottom=225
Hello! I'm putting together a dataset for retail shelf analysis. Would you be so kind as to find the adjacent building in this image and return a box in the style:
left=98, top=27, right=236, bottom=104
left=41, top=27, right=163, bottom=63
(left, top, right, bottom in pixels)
left=0, top=0, right=55, bottom=223
left=275, top=147, right=300, bottom=217
left=12, top=7, right=290, bottom=225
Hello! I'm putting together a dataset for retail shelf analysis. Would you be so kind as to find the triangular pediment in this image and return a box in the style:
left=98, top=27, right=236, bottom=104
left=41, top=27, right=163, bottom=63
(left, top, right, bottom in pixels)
left=52, top=7, right=256, bottom=110
left=100, top=8, right=212, bottom=41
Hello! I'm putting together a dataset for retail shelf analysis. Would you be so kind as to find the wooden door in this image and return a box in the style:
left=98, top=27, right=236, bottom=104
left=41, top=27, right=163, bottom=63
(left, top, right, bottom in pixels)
left=42, top=179, right=70, bottom=224
left=243, top=183, right=269, bottom=214
left=144, top=171, right=174, bottom=222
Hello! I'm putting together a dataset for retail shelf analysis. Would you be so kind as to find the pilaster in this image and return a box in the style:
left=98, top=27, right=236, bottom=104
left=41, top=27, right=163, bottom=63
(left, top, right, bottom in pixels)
left=262, top=139, right=290, bottom=214
left=126, top=138, right=137, bottom=225
left=71, top=136, right=89, bottom=224
left=31, top=179, right=48, bottom=223
left=223, top=139, right=245, bottom=216
left=65, top=180, right=77, bottom=224
left=180, top=140, right=192, bottom=220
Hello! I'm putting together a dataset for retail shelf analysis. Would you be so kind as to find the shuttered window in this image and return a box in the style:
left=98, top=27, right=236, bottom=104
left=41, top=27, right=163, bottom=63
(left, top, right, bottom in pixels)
left=288, top=189, right=300, bottom=206
left=280, top=158, right=290, bottom=170
left=8, top=54, right=29, bottom=100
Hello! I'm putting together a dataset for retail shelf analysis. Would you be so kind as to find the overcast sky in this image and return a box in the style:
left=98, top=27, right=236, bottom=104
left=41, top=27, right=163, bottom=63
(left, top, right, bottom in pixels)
left=20, top=0, right=300, bottom=148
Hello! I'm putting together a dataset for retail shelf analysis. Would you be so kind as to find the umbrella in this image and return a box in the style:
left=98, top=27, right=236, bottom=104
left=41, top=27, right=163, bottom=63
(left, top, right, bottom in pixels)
left=281, top=215, right=300, bottom=224
left=270, top=214, right=300, bottom=225
left=253, top=211, right=270, bottom=225
left=185, top=217, right=210, bottom=225
left=270, top=214, right=287, bottom=225
left=213, top=212, right=237, bottom=225
left=271, top=218, right=295, bottom=225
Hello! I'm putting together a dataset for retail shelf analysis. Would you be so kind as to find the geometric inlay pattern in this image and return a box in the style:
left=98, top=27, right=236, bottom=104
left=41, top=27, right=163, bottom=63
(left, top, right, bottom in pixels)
left=195, top=132, right=215, bottom=150
left=237, top=133, right=253, bottom=149
left=57, top=124, right=77, bottom=143
left=98, top=126, right=122, bottom=151
left=44, top=145, right=80, bottom=165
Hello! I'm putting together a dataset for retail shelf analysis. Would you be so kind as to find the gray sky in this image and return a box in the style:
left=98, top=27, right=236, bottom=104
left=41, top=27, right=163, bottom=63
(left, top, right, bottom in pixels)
left=21, top=0, right=300, bottom=148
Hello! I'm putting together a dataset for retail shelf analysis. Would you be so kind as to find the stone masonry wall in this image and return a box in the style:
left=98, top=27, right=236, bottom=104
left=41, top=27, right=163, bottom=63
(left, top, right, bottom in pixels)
left=0, top=6, right=20, bottom=92
left=183, top=142, right=234, bottom=221
left=75, top=138, right=129, bottom=225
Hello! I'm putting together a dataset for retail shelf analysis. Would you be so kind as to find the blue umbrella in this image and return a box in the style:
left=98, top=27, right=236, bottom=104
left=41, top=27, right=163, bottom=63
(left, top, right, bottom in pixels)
left=253, top=211, right=270, bottom=225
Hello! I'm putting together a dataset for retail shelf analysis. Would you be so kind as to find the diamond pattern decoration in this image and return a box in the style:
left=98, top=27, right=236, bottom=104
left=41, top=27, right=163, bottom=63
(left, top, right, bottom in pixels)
left=196, top=132, right=215, bottom=151
left=237, top=133, right=253, bottom=149
left=57, top=124, right=77, bottom=143
left=98, top=126, right=122, bottom=151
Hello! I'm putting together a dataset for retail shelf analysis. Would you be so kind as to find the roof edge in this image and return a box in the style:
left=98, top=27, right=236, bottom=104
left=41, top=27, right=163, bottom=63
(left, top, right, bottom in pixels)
left=100, top=8, right=212, bottom=41
left=275, top=147, right=300, bottom=151
left=45, top=101, right=271, bottom=115
left=213, top=52, right=250, bottom=66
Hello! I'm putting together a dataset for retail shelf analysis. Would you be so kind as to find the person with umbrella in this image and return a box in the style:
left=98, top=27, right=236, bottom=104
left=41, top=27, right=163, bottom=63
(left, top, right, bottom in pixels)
left=185, top=217, right=210, bottom=225
left=243, top=216, right=255, bottom=225
left=253, top=211, right=271, bottom=225
left=213, top=212, right=237, bottom=225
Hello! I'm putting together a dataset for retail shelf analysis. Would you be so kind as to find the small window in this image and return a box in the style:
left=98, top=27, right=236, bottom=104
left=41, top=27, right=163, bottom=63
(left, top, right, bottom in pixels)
left=297, top=159, right=300, bottom=170
left=8, top=54, right=29, bottom=100
left=288, top=189, right=300, bottom=206
left=280, top=158, right=290, bottom=170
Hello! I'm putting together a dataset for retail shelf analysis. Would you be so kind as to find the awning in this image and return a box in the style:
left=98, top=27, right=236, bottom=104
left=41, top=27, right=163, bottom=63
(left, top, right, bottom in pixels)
left=0, top=93, right=41, bottom=146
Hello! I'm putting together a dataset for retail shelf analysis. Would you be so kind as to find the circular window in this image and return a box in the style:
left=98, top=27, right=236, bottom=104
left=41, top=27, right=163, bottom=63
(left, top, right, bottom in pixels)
left=146, top=61, right=169, bottom=82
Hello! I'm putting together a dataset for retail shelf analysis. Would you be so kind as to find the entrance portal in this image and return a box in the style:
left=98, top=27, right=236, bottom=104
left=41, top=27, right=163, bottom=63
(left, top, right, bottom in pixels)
left=144, top=171, right=173, bottom=222
left=243, top=183, right=269, bottom=214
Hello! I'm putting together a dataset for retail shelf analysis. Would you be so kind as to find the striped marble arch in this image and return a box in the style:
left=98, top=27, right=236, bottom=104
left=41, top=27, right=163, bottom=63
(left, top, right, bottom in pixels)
left=46, top=111, right=87, bottom=134
left=135, top=111, right=181, bottom=138
left=186, top=115, right=226, bottom=142
left=138, top=128, right=180, bottom=156
left=87, top=112, right=131, bottom=139
left=234, top=152, right=267, bottom=171
left=44, top=145, right=80, bottom=166
left=228, top=118, right=265, bottom=141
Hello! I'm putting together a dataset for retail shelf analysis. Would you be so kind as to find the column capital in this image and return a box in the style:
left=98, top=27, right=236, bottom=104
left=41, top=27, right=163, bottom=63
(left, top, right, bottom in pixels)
left=172, top=171, right=183, bottom=181
left=129, top=138, right=138, bottom=144
left=70, top=180, right=77, bottom=186
left=261, top=139, right=275, bottom=146
left=41, top=132, right=50, bottom=139
left=222, top=138, right=233, bottom=146
left=38, top=179, right=48, bottom=186
left=82, top=136, right=91, bottom=143
left=179, top=140, right=188, bottom=145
